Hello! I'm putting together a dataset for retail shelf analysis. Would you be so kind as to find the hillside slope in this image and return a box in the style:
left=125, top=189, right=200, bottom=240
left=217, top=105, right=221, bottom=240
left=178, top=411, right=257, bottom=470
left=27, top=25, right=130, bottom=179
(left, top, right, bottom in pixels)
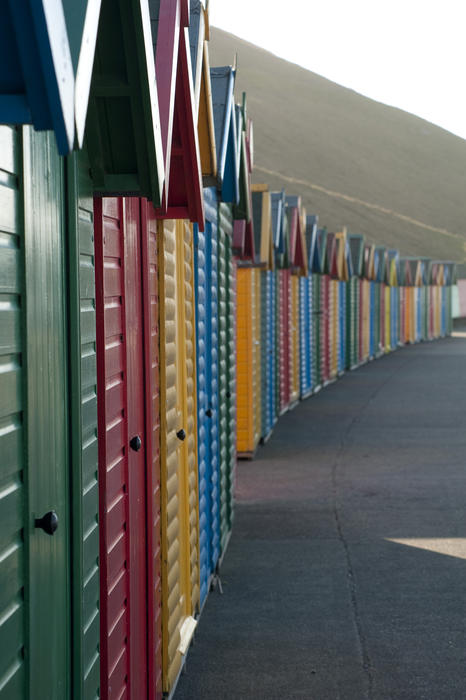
left=209, top=27, right=466, bottom=266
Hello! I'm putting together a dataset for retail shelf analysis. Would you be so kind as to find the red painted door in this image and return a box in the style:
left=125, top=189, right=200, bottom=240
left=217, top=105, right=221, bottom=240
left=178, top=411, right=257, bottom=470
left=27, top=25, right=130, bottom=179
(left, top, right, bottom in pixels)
left=95, top=198, right=162, bottom=700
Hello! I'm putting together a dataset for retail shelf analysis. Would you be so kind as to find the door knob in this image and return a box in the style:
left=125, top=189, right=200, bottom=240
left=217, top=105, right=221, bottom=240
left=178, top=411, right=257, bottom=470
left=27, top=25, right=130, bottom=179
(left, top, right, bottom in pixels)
left=176, top=429, right=186, bottom=441
left=35, top=511, right=58, bottom=536
left=130, top=435, right=142, bottom=452
left=205, top=408, right=213, bottom=418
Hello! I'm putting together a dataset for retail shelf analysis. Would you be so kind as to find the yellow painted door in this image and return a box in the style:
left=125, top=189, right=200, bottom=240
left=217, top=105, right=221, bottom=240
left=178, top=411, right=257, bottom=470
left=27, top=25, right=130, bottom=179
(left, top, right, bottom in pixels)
left=236, top=268, right=254, bottom=454
left=159, top=219, right=199, bottom=693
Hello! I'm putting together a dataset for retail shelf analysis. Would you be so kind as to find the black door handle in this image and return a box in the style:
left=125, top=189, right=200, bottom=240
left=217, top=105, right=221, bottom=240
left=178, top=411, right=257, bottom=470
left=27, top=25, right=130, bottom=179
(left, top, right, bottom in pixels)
left=205, top=408, right=213, bottom=418
left=35, top=511, right=58, bottom=536
left=176, top=429, right=186, bottom=441
left=130, top=435, right=142, bottom=452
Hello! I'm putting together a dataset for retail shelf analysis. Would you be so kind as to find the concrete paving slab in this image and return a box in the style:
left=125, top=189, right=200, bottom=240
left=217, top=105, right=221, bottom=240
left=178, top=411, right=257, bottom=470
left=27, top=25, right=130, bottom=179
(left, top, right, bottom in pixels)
left=175, top=336, right=466, bottom=699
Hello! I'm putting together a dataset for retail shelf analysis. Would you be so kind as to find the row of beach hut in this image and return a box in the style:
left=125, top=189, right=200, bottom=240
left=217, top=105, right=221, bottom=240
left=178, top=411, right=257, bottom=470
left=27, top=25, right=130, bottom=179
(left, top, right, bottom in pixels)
left=235, top=190, right=455, bottom=456
left=0, top=1, right=455, bottom=699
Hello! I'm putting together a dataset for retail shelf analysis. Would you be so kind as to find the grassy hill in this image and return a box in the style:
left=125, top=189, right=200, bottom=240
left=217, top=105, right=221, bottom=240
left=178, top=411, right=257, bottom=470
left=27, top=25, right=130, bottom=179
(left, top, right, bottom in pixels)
left=209, top=27, right=466, bottom=269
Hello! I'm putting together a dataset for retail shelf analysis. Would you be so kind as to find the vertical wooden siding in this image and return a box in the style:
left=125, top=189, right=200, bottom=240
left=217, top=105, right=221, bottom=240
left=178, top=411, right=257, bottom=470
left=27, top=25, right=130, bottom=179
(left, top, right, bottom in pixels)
left=236, top=268, right=254, bottom=453
left=0, top=126, right=70, bottom=698
left=159, top=218, right=199, bottom=694
left=67, top=148, right=100, bottom=700
left=253, top=268, right=262, bottom=446
left=141, top=200, right=163, bottom=700
left=290, top=274, right=300, bottom=403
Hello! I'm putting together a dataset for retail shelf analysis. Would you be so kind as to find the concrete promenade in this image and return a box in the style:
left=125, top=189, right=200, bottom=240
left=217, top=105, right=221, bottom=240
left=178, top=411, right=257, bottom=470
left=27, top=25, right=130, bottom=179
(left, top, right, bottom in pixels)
left=176, top=333, right=466, bottom=699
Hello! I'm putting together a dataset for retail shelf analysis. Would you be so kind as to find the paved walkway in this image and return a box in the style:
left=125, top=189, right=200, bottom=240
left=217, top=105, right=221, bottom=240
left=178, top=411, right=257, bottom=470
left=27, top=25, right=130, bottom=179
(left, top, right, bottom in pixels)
left=176, top=333, right=466, bottom=700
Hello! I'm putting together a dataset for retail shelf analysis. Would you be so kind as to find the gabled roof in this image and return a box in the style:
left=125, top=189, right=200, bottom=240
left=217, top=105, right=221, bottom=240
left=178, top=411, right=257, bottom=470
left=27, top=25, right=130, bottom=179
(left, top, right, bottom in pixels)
left=285, top=195, right=307, bottom=274
left=305, top=216, right=319, bottom=271
left=314, top=228, right=327, bottom=274
left=335, top=230, right=349, bottom=281
left=418, top=257, right=431, bottom=285
left=64, top=0, right=102, bottom=147
left=234, top=95, right=253, bottom=223
left=386, top=250, right=399, bottom=286
left=399, top=258, right=414, bottom=286
left=364, top=244, right=376, bottom=280
left=189, top=0, right=216, bottom=183
left=348, top=234, right=364, bottom=277
left=271, top=191, right=286, bottom=256
left=444, top=262, right=457, bottom=285
left=374, top=246, right=386, bottom=282
left=431, top=261, right=446, bottom=285
left=325, top=233, right=338, bottom=278
left=413, top=260, right=424, bottom=287
left=210, top=65, right=239, bottom=204
left=0, top=0, right=102, bottom=154
left=153, top=0, right=204, bottom=225
left=85, top=0, right=164, bottom=204
left=251, top=184, right=274, bottom=268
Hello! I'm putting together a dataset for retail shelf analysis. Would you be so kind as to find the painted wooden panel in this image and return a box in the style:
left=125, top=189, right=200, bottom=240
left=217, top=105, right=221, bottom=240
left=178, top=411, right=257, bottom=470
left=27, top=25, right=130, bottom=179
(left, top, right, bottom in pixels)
left=175, top=219, right=200, bottom=613
left=224, top=215, right=237, bottom=540
left=299, top=275, right=311, bottom=398
left=194, top=220, right=212, bottom=606
left=391, top=286, right=398, bottom=348
left=218, top=203, right=236, bottom=549
left=290, top=274, right=300, bottom=404
left=158, top=218, right=199, bottom=694
left=260, top=271, right=268, bottom=438
left=329, top=279, right=338, bottom=381
left=236, top=268, right=258, bottom=455
left=312, top=274, right=321, bottom=388
left=158, top=218, right=184, bottom=691
left=67, top=147, right=100, bottom=700
left=0, top=126, right=70, bottom=698
left=338, top=280, right=346, bottom=373
left=0, top=127, right=26, bottom=698
left=95, top=197, right=149, bottom=700
left=267, top=271, right=277, bottom=430
left=400, top=287, right=406, bottom=345
left=141, top=200, right=163, bottom=700
left=253, top=268, right=262, bottom=444
left=279, top=269, right=291, bottom=413
left=194, top=193, right=220, bottom=605
left=205, top=217, right=220, bottom=572
left=385, top=285, right=391, bottom=352
left=369, top=281, right=375, bottom=357
left=321, top=275, right=329, bottom=384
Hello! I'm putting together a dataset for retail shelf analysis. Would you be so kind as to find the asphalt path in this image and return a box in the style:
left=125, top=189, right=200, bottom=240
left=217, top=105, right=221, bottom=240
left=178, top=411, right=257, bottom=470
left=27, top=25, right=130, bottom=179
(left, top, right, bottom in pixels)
left=175, top=333, right=466, bottom=699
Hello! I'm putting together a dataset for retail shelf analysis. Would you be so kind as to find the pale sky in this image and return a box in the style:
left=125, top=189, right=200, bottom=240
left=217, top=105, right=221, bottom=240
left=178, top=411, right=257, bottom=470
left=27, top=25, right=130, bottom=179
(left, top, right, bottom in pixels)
left=209, top=0, right=466, bottom=141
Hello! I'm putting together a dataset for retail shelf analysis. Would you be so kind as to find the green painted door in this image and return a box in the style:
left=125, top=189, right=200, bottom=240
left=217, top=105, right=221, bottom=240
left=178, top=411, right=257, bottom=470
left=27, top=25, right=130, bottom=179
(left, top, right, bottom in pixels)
left=67, top=148, right=100, bottom=699
left=0, top=126, right=70, bottom=698
left=218, top=203, right=236, bottom=553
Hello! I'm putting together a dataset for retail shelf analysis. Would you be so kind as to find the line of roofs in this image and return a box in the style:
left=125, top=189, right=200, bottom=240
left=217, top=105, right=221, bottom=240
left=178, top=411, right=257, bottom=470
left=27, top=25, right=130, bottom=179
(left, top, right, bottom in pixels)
left=0, top=0, right=456, bottom=286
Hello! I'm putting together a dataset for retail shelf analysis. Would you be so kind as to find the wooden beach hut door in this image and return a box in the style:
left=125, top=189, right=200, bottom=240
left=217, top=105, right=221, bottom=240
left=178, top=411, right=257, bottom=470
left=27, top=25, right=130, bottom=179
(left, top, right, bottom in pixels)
left=0, top=126, right=70, bottom=699
left=94, top=198, right=162, bottom=700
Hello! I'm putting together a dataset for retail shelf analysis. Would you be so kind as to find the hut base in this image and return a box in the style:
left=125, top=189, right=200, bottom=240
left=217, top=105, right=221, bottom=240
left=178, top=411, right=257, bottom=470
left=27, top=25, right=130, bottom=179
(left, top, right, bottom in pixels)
left=260, top=429, right=274, bottom=445
left=237, top=448, right=258, bottom=460
left=217, top=530, right=233, bottom=571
